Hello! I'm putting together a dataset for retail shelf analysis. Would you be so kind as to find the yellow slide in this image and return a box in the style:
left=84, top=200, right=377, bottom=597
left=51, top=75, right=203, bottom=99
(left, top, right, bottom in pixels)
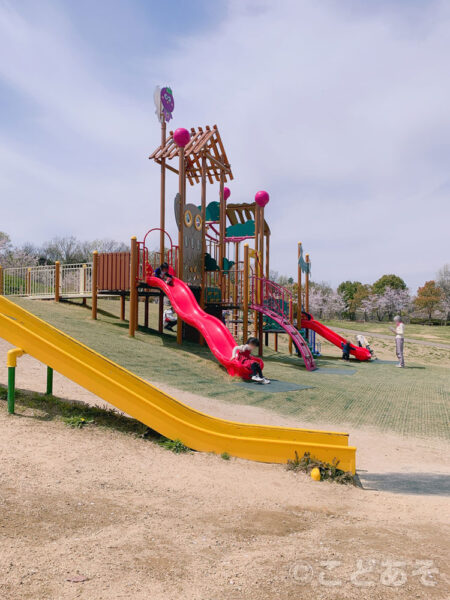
left=0, top=297, right=356, bottom=472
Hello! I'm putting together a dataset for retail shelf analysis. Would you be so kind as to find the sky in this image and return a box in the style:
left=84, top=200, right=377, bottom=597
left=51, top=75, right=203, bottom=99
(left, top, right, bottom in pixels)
left=1, top=0, right=449, bottom=292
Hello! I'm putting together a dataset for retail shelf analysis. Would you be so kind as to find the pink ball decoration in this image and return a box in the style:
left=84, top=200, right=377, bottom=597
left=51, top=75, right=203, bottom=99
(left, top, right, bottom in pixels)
left=173, top=127, right=190, bottom=148
left=223, top=187, right=231, bottom=201
left=255, top=190, right=270, bottom=207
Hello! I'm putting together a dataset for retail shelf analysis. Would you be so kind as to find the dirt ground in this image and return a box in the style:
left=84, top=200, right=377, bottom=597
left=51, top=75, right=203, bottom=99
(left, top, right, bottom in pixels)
left=0, top=339, right=449, bottom=599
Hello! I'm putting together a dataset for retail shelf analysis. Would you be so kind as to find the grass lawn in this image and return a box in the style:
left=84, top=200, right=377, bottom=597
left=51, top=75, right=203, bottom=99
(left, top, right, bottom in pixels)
left=321, top=318, right=450, bottom=345
left=10, top=297, right=450, bottom=441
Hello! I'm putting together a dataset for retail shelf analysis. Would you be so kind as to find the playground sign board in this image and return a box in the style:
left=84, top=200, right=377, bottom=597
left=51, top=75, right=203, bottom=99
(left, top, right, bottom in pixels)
left=154, top=85, right=175, bottom=123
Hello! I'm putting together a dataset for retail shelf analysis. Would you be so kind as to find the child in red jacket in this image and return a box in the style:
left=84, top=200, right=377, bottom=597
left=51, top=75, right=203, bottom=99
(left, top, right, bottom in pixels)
left=231, top=337, right=270, bottom=384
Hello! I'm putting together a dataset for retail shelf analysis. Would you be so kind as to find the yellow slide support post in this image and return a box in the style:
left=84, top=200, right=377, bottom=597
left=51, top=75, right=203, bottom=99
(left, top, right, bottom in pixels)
left=0, top=297, right=356, bottom=472
left=6, top=347, right=25, bottom=414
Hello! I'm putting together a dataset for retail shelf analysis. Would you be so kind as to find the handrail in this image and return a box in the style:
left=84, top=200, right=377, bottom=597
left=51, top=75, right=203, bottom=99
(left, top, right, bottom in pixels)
left=142, top=227, right=174, bottom=249
left=250, top=276, right=292, bottom=320
left=138, top=228, right=179, bottom=281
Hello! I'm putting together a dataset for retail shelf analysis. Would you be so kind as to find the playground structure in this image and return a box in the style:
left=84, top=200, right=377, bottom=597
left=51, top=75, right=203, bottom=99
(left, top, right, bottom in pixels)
left=124, top=114, right=371, bottom=367
left=0, top=113, right=371, bottom=368
left=0, top=86, right=372, bottom=469
left=0, top=296, right=356, bottom=472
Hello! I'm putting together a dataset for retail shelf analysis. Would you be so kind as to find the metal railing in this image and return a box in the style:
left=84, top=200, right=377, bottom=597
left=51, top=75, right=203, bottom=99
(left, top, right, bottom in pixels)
left=1, top=263, right=92, bottom=298
left=60, top=263, right=92, bottom=297
left=137, top=240, right=179, bottom=282
left=250, top=276, right=292, bottom=319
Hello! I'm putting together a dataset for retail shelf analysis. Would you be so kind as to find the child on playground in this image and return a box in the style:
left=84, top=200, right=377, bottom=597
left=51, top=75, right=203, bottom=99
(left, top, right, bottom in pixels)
left=163, top=305, right=177, bottom=331
left=341, top=340, right=352, bottom=360
left=231, top=337, right=270, bottom=384
left=154, top=262, right=174, bottom=286
left=356, top=334, right=375, bottom=358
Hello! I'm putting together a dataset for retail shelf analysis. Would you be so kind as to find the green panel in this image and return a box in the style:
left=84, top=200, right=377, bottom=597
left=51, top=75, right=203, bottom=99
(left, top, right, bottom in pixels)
left=205, top=287, right=221, bottom=303
left=226, top=220, right=255, bottom=238
left=204, top=253, right=235, bottom=274
left=222, top=257, right=235, bottom=274
left=199, top=201, right=220, bottom=222
left=204, top=253, right=219, bottom=272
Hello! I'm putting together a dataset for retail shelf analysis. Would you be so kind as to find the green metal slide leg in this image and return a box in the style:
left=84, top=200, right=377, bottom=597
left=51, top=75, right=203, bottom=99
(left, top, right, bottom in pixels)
left=46, top=367, right=53, bottom=396
left=7, top=366, right=15, bottom=414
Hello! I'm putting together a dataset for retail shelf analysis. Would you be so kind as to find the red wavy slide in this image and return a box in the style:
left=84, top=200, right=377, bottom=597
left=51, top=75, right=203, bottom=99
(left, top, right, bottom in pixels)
left=147, top=275, right=263, bottom=378
left=301, top=313, right=371, bottom=361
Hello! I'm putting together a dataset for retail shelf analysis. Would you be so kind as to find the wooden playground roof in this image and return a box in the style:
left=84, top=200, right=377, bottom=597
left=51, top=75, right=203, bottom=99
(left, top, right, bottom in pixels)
left=226, top=203, right=271, bottom=235
left=149, top=124, right=233, bottom=186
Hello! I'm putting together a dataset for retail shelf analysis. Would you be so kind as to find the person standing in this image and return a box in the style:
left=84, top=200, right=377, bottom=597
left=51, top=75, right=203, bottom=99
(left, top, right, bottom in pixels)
left=390, top=316, right=405, bottom=368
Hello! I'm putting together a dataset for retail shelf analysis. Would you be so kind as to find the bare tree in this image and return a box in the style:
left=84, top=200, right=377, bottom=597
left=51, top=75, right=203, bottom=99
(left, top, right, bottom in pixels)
left=436, top=264, right=450, bottom=321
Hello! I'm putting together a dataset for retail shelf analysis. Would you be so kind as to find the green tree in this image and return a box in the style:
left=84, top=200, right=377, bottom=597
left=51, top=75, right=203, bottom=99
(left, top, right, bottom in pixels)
left=337, top=281, right=362, bottom=302
left=372, top=274, right=406, bottom=295
left=337, top=280, right=362, bottom=319
left=414, top=281, right=444, bottom=322
left=350, top=284, right=371, bottom=318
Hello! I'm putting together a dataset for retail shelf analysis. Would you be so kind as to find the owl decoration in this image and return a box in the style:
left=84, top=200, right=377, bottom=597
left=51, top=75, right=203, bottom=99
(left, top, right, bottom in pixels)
left=174, top=193, right=203, bottom=286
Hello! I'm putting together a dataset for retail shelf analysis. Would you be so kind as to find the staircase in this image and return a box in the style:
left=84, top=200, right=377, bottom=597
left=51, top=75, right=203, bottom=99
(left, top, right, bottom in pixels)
left=250, top=277, right=316, bottom=371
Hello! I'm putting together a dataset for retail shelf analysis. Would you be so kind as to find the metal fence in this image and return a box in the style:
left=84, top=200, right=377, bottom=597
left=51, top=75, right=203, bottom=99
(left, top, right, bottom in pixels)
left=1, top=263, right=93, bottom=298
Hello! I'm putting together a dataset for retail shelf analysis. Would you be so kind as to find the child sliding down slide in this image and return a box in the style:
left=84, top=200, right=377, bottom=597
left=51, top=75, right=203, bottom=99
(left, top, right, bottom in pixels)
left=231, top=337, right=271, bottom=384
left=154, top=262, right=174, bottom=286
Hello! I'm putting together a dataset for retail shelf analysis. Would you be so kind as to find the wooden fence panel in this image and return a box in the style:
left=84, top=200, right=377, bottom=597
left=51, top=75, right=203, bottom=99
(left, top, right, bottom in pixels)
left=97, top=252, right=130, bottom=291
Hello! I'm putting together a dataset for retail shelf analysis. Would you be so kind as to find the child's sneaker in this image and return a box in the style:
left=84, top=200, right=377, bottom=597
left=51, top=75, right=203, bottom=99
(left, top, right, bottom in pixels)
left=262, top=378, right=271, bottom=384
left=251, top=375, right=264, bottom=382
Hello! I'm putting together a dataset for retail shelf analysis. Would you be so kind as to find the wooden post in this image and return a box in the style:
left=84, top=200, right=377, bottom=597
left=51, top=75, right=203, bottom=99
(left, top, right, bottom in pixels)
left=233, top=242, right=239, bottom=338
left=199, top=153, right=207, bottom=346
left=158, top=292, right=164, bottom=334
left=297, top=242, right=302, bottom=328
left=254, top=201, right=259, bottom=254
left=253, top=205, right=260, bottom=340
left=177, top=146, right=185, bottom=346
left=158, top=120, right=167, bottom=334
left=160, top=121, right=167, bottom=265
left=265, top=232, right=270, bottom=279
left=243, top=244, right=249, bottom=343
left=218, top=164, right=225, bottom=296
left=305, top=253, right=310, bottom=313
left=274, top=333, right=278, bottom=352
left=304, top=253, right=310, bottom=342
left=144, top=295, right=149, bottom=328
left=0, top=265, right=3, bottom=295
left=259, top=205, right=264, bottom=279
left=120, top=294, right=126, bottom=321
left=92, top=251, right=98, bottom=320
left=200, top=154, right=207, bottom=306
left=258, top=205, right=264, bottom=356
left=129, top=237, right=138, bottom=337
left=54, top=261, right=60, bottom=303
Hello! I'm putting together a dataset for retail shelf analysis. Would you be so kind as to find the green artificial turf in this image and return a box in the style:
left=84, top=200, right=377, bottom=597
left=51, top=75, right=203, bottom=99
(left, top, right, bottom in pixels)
left=10, top=297, right=450, bottom=440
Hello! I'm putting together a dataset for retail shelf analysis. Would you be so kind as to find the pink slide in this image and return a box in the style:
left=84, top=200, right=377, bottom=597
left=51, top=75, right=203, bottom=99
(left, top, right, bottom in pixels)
left=301, top=313, right=371, bottom=361
left=147, top=275, right=263, bottom=378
